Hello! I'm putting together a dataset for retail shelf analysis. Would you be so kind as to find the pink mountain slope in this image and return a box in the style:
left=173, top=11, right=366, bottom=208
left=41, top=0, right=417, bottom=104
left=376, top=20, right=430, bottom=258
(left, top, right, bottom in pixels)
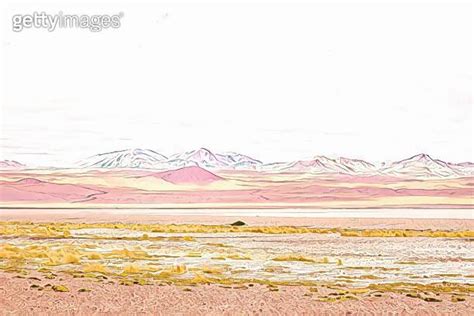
left=0, top=178, right=105, bottom=203
left=150, top=166, right=224, bottom=185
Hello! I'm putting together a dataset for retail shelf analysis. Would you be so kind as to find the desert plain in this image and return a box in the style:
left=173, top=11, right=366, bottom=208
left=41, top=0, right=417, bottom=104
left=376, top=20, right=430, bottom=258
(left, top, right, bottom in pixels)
left=0, top=211, right=473, bottom=315
left=0, top=161, right=473, bottom=315
left=0, top=165, right=473, bottom=209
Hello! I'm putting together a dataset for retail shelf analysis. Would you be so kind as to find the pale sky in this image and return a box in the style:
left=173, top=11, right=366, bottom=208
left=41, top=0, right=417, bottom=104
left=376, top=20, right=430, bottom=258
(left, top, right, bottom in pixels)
left=0, top=0, right=472, bottom=167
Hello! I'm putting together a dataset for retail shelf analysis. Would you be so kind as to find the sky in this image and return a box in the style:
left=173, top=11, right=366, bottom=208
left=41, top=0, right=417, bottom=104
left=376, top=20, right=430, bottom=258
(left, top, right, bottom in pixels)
left=0, top=0, right=472, bottom=167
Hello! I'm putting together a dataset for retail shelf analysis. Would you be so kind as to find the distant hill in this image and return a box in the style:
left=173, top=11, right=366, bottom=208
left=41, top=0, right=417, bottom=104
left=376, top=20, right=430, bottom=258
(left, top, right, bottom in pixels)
left=0, top=178, right=104, bottom=203
left=146, top=166, right=223, bottom=185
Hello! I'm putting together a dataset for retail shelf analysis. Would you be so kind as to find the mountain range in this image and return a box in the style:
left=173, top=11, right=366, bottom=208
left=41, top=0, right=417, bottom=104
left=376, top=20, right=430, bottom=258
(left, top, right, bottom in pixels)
left=2, top=150, right=473, bottom=179
left=379, top=154, right=468, bottom=178
left=79, top=149, right=474, bottom=178
left=0, top=160, right=25, bottom=169
left=78, top=149, right=168, bottom=169
left=79, top=148, right=262, bottom=171
left=261, top=156, right=378, bottom=175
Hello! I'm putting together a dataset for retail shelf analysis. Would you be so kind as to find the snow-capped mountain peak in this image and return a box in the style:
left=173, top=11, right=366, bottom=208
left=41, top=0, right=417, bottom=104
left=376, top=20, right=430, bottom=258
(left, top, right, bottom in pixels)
left=398, top=153, right=435, bottom=164
left=216, top=152, right=262, bottom=165
left=337, top=157, right=377, bottom=173
left=76, top=149, right=473, bottom=178
left=272, top=155, right=353, bottom=174
left=169, top=148, right=226, bottom=168
left=381, top=153, right=461, bottom=178
left=79, top=148, right=262, bottom=170
left=0, top=160, right=26, bottom=169
left=168, top=148, right=263, bottom=169
left=79, top=148, right=168, bottom=169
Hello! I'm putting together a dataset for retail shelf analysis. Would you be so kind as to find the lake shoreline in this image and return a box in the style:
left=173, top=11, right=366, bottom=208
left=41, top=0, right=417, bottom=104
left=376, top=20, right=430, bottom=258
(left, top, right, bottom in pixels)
left=1, top=209, right=473, bottom=230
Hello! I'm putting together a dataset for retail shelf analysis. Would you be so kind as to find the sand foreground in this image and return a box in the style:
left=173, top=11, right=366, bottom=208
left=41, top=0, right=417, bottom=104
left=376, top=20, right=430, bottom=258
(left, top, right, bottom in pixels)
left=1, top=272, right=473, bottom=315
left=0, top=213, right=473, bottom=315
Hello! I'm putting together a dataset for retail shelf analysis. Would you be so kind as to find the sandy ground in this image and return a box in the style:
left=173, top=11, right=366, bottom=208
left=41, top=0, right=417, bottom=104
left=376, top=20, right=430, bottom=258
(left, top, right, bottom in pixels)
left=1, top=212, right=473, bottom=315
left=1, top=209, right=473, bottom=230
left=1, top=272, right=472, bottom=316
